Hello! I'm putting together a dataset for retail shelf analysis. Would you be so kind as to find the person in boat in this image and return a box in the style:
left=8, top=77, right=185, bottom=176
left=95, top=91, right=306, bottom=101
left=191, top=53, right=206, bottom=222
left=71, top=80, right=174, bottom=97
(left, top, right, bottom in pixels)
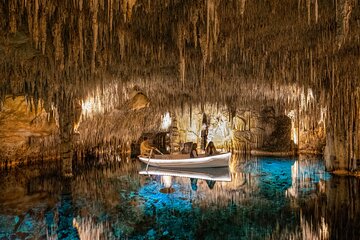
left=200, top=123, right=208, bottom=150
left=190, top=143, right=198, bottom=158
left=140, top=137, right=160, bottom=157
left=181, top=142, right=193, bottom=154
left=206, top=180, right=216, bottom=189
left=205, top=141, right=218, bottom=156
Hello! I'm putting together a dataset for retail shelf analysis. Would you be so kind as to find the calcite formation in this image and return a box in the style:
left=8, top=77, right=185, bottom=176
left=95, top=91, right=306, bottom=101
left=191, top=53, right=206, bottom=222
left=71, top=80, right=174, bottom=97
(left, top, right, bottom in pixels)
left=0, top=0, right=359, bottom=173
left=0, top=96, right=58, bottom=165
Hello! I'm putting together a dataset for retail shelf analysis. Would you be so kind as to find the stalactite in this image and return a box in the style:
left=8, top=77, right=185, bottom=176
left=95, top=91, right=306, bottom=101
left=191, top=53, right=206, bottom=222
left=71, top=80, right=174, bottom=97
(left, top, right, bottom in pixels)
left=310, top=49, right=313, bottom=85
left=0, top=0, right=359, bottom=171
left=239, top=0, right=246, bottom=16
left=33, top=0, right=39, bottom=49
left=39, top=8, right=47, bottom=54
left=78, top=5, right=84, bottom=65
left=53, top=20, right=64, bottom=70
left=199, top=33, right=207, bottom=83
left=108, top=0, right=113, bottom=41
left=90, top=0, right=99, bottom=73
left=315, top=0, right=319, bottom=23
left=118, top=29, right=125, bottom=60
left=205, top=0, right=211, bottom=68
left=336, top=0, right=354, bottom=48
left=122, top=0, right=136, bottom=22
left=26, top=1, right=33, bottom=40
left=8, top=1, right=17, bottom=33
left=191, top=9, right=198, bottom=48
left=307, top=0, right=311, bottom=25
left=177, top=24, right=186, bottom=87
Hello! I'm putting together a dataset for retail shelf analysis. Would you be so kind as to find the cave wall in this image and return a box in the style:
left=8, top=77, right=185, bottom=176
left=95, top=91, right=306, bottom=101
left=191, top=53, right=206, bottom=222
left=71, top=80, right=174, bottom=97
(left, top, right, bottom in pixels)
left=324, top=83, right=360, bottom=172
left=171, top=104, right=293, bottom=154
left=0, top=96, right=58, bottom=165
left=0, top=0, right=359, bottom=172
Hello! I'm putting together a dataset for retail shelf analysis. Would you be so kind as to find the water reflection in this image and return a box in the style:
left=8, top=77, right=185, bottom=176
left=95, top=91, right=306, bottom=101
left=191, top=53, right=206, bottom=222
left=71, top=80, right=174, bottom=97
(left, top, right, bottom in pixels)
left=0, top=156, right=359, bottom=239
left=139, top=166, right=232, bottom=182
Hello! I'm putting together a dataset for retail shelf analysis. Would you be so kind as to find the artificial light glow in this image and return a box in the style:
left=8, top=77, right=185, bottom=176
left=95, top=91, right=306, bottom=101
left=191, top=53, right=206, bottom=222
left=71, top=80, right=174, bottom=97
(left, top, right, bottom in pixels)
left=287, top=110, right=298, bottom=145
left=81, top=84, right=120, bottom=118
left=161, top=112, right=172, bottom=130
left=162, top=176, right=172, bottom=188
left=293, top=127, right=298, bottom=145
left=82, top=101, right=93, bottom=112
left=208, top=114, right=232, bottom=148
left=300, top=88, right=315, bottom=110
left=81, top=96, right=103, bottom=117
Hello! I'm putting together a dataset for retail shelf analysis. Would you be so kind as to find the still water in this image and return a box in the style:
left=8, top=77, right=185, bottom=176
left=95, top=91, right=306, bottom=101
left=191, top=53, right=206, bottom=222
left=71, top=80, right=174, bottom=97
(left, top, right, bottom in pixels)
left=1, top=155, right=359, bottom=240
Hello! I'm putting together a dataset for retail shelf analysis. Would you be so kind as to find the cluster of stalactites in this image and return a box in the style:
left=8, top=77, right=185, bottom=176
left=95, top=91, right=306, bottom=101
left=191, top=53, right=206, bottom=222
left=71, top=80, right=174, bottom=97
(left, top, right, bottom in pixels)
left=4, top=0, right=359, bottom=96
left=5, top=0, right=138, bottom=71
left=2, top=0, right=360, bottom=169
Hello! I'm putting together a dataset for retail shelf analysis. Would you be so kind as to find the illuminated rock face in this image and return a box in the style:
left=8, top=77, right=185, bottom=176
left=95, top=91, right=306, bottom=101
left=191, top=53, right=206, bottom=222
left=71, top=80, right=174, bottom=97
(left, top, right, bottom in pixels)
left=0, top=96, right=58, bottom=164
left=172, top=104, right=292, bottom=153
left=0, top=1, right=359, bottom=172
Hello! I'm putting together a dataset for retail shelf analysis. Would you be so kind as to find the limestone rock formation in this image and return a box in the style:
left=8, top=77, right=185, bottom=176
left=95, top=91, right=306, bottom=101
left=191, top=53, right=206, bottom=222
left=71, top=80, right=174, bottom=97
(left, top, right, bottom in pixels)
left=262, top=115, right=292, bottom=152
left=0, top=96, right=58, bottom=165
left=0, top=0, right=359, bottom=173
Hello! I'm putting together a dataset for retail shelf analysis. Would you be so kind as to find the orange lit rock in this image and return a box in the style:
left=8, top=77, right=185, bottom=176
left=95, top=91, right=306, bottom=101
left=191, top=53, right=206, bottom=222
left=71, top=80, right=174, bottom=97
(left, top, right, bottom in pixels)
left=0, top=96, right=58, bottom=164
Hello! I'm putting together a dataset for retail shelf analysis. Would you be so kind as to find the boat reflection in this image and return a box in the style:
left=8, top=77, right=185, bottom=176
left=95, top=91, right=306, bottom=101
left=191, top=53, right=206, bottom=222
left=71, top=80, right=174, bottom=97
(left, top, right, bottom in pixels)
left=139, top=166, right=231, bottom=182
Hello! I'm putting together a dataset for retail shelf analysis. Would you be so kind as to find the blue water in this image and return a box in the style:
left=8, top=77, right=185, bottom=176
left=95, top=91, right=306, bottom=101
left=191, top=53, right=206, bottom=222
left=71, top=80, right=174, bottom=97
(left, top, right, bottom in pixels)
left=0, top=155, right=359, bottom=240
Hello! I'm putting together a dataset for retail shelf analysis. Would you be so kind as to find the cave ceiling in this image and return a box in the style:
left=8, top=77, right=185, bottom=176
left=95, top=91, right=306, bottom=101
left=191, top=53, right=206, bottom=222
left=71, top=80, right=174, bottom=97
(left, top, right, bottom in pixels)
left=0, top=0, right=359, bottom=113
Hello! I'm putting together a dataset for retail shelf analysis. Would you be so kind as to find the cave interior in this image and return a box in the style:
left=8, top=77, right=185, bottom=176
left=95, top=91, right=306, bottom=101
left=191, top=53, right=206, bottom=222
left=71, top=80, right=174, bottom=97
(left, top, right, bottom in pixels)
left=0, top=0, right=359, bottom=175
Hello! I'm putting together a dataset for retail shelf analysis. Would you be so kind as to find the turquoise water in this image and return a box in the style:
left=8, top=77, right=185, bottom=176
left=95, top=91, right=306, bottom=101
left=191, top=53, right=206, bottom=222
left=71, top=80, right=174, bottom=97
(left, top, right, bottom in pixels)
left=0, top=155, right=359, bottom=239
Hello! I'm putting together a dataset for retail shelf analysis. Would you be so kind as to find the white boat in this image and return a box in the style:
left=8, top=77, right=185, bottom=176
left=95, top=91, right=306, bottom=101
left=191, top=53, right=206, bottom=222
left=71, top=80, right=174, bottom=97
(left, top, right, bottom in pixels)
left=139, top=166, right=231, bottom=182
left=138, top=152, right=231, bottom=168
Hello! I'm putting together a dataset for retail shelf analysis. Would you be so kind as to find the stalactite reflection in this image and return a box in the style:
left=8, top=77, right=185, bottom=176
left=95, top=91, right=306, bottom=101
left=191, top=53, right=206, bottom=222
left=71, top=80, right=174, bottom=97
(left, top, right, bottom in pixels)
left=0, top=156, right=359, bottom=239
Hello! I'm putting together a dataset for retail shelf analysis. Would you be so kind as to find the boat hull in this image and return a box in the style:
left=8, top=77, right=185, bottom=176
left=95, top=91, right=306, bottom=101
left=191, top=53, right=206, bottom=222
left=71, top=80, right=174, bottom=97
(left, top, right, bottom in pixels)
left=138, top=152, right=231, bottom=168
